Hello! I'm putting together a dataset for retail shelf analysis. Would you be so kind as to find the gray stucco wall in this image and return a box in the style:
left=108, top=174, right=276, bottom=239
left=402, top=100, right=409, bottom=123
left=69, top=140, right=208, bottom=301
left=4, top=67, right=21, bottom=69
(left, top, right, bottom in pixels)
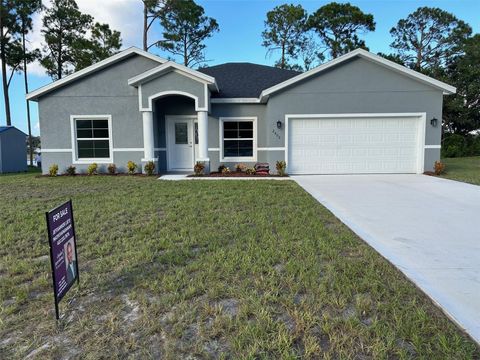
left=0, top=129, right=27, bottom=173
left=37, top=54, right=161, bottom=174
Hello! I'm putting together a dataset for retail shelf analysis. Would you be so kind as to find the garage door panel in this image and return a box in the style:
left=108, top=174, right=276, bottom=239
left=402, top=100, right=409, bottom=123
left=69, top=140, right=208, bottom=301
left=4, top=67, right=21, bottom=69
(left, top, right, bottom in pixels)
left=288, top=115, right=421, bottom=174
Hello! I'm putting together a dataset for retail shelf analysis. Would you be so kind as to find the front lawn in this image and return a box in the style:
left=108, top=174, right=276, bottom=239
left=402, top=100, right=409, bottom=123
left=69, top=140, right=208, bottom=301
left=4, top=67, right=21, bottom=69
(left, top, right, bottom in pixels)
left=0, top=173, right=478, bottom=358
left=440, top=156, right=480, bottom=185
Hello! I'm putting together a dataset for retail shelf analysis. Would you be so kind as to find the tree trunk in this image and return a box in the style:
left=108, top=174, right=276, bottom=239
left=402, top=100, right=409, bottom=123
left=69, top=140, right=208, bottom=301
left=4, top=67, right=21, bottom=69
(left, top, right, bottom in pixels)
left=183, top=34, right=188, bottom=66
left=0, top=20, right=12, bottom=126
left=281, top=41, right=285, bottom=69
left=416, top=29, right=424, bottom=71
left=57, top=29, right=62, bottom=79
left=143, top=2, right=148, bottom=51
left=22, top=29, right=33, bottom=166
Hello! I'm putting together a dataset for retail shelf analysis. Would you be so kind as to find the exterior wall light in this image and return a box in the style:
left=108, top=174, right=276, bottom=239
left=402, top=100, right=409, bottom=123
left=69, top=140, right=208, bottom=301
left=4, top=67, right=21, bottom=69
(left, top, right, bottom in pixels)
left=276, top=120, right=282, bottom=129
left=430, top=117, right=438, bottom=127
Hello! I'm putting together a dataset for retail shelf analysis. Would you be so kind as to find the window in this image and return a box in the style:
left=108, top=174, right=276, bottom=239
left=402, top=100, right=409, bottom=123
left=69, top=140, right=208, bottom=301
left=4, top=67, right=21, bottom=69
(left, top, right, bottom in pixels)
left=72, top=116, right=112, bottom=162
left=194, top=122, right=198, bottom=145
left=220, top=118, right=256, bottom=161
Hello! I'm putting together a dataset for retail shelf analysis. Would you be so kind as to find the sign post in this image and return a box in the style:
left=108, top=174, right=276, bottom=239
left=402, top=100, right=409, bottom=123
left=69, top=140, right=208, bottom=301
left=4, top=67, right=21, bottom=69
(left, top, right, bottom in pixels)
left=46, top=200, right=79, bottom=319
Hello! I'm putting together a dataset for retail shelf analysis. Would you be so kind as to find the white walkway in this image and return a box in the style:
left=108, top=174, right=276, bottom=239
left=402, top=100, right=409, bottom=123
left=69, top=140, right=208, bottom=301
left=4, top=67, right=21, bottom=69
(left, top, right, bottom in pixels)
left=293, top=174, right=480, bottom=344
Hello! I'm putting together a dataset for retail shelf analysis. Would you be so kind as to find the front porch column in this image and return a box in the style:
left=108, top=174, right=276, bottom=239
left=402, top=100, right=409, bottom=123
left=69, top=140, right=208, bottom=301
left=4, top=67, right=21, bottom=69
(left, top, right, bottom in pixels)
left=197, top=110, right=210, bottom=173
left=141, top=110, right=157, bottom=173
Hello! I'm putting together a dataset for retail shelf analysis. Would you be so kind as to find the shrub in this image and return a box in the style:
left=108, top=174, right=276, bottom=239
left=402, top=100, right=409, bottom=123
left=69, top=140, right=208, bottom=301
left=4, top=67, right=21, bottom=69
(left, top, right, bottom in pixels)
left=144, top=161, right=155, bottom=176
left=434, top=161, right=445, bottom=175
left=221, top=166, right=231, bottom=174
left=127, top=161, right=137, bottom=175
left=245, top=167, right=256, bottom=175
left=218, top=164, right=226, bottom=173
left=235, top=163, right=247, bottom=172
left=194, top=161, right=205, bottom=176
left=107, top=163, right=116, bottom=175
left=66, top=165, right=76, bottom=176
left=87, top=163, right=98, bottom=175
left=466, top=135, right=480, bottom=156
left=442, top=134, right=466, bottom=158
left=49, top=164, right=58, bottom=177
left=276, top=160, right=287, bottom=176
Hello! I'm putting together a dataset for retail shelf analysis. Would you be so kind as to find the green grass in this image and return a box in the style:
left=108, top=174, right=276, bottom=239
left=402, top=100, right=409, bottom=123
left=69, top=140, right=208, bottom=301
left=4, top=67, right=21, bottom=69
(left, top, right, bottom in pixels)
left=0, top=173, right=478, bottom=359
left=440, top=156, right=480, bottom=186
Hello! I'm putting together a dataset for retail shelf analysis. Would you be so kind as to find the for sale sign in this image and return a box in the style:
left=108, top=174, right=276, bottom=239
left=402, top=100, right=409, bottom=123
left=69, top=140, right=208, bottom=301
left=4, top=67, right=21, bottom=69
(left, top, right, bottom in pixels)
left=46, top=200, right=79, bottom=319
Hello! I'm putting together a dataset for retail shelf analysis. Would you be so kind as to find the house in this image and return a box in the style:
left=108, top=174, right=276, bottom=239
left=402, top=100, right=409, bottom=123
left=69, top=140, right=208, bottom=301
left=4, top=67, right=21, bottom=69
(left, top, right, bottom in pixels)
left=0, top=126, right=27, bottom=173
left=26, top=47, right=455, bottom=175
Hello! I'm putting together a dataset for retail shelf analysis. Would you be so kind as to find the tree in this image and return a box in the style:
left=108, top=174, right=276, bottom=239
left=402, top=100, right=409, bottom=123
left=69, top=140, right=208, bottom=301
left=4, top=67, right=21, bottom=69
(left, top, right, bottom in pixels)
left=0, top=0, right=22, bottom=125
left=17, top=0, right=42, bottom=165
left=142, top=0, right=169, bottom=51
left=377, top=52, right=406, bottom=66
left=443, top=35, right=480, bottom=134
left=157, top=0, right=219, bottom=67
left=308, top=2, right=375, bottom=59
left=261, top=4, right=308, bottom=70
left=40, top=0, right=93, bottom=80
left=298, top=33, right=320, bottom=70
left=390, top=7, right=471, bottom=72
left=72, top=22, right=122, bottom=70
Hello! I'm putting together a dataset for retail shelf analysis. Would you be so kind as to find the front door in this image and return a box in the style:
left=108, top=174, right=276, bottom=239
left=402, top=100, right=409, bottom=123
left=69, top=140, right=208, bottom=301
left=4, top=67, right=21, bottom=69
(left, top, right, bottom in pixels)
left=167, top=117, right=194, bottom=170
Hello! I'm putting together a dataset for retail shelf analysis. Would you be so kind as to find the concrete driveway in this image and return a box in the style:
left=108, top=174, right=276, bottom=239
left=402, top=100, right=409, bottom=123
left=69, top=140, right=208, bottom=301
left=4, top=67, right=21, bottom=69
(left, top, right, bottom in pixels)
left=293, top=174, right=480, bottom=344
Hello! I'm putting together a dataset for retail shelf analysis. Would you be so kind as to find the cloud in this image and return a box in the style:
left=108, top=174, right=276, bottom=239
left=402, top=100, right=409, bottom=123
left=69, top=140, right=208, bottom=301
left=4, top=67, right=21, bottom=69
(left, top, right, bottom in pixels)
left=24, top=0, right=144, bottom=77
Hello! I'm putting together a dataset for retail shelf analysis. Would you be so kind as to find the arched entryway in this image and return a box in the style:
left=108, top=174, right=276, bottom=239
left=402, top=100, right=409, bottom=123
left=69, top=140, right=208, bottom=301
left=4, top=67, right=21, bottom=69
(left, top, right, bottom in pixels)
left=153, top=95, right=197, bottom=172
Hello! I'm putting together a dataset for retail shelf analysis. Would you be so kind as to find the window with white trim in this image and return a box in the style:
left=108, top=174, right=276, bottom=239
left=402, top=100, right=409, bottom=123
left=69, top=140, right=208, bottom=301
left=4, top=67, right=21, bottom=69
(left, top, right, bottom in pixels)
left=74, top=118, right=111, bottom=159
left=220, top=118, right=256, bottom=161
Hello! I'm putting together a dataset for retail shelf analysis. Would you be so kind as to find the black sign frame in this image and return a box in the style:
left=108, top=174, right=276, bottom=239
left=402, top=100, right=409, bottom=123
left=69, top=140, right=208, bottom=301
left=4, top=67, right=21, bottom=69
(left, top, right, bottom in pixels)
left=46, top=199, right=80, bottom=319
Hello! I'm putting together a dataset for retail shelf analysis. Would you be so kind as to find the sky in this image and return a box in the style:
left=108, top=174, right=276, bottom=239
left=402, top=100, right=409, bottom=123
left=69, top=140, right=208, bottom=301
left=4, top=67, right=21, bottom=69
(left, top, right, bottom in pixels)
left=1, top=0, right=479, bottom=136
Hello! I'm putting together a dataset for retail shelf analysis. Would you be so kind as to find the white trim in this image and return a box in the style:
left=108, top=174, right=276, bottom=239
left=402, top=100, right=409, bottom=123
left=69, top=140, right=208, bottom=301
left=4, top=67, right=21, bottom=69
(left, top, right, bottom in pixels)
left=128, top=61, right=218, bottom=91
left=113, top=148, right=143, bottom=152
left=425, top=145, right=441, bottom=149
left=70, top=115, right=113, bottom=165
left=219, top=117, right=257, bottom=162
left=258, top=147, right=285, bottom=151
left=40, top=148, right=72, bottom=153
left=138, top=85, right=143, bottom=111
left=260, top=49, right=456, bottom=100
left=285, top=112, right=426, bottom=175
left=204, top=84, right=209, bottom=111
left=141, top=90, right=207, bottom=112
left=208, top=148, right=220, bottom=152
left=27, top=47, right=166, bottom=101
left=210, top=98, right=262, bottom=104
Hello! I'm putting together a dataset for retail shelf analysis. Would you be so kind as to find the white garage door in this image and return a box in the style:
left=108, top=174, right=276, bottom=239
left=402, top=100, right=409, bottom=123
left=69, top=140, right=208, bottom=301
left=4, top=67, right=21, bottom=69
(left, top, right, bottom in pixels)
left=288, top=114, right=424, bottom=174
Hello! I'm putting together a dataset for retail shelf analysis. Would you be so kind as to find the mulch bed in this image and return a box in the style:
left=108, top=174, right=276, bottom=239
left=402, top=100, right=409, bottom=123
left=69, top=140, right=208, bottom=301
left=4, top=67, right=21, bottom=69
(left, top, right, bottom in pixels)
left=37, top=173, right=152, bottom=178
left=189, top=172, right=286, bottom=178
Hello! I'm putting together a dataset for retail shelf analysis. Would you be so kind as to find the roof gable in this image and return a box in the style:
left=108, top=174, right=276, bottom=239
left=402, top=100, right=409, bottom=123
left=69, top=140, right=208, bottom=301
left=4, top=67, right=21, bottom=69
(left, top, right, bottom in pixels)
left=128, top=61, right=218, bottom=91
left=26, top=47, right=167, bottom=101
left=260, top=49, right=455, bottom=101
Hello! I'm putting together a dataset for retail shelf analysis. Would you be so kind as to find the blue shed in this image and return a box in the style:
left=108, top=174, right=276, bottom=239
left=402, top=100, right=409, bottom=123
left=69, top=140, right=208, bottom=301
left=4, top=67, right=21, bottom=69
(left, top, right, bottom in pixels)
left=0, top=126, right=27, bottom=173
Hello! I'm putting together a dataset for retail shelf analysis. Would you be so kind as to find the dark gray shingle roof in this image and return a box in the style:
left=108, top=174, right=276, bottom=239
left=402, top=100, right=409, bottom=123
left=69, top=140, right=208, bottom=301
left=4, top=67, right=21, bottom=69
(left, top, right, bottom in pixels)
left=0, top=126, right=27, bottom=136
left=198, top=63, right=301, bottom=98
